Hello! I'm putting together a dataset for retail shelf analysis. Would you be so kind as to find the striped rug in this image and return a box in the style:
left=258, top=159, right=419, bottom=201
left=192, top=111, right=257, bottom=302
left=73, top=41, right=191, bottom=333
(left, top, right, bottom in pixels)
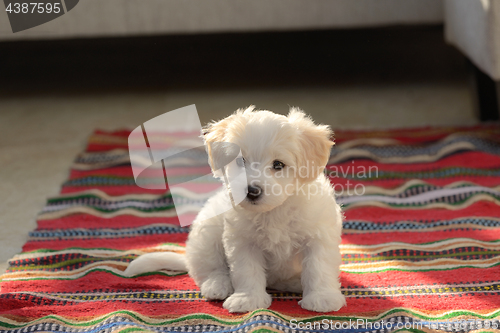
left=1, top=124, right=500, bottom=332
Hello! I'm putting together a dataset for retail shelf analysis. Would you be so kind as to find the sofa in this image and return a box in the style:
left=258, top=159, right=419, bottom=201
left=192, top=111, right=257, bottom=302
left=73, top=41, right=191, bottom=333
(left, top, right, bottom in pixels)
left=1, top=0, right=499, bottom=119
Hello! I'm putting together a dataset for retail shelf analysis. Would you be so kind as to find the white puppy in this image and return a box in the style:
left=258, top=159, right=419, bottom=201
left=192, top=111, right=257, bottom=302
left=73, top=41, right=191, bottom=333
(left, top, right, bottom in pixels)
left=125, top=106, right=346, bottom=313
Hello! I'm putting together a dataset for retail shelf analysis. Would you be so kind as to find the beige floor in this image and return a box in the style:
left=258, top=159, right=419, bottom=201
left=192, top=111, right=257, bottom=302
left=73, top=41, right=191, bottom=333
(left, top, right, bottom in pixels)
left=0, top=81, right=477, bottom=273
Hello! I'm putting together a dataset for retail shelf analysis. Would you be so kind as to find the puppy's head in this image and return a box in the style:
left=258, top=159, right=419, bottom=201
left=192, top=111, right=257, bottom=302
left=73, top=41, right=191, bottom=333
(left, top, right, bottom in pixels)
left=204, top=106, right=333, bottom=212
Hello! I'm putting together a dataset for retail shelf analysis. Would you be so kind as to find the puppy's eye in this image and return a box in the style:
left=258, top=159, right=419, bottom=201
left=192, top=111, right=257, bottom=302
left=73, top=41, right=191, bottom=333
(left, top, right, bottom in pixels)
left=236, top=157, right=245, bottom=167
left=272, top=160, right=285, bottom=170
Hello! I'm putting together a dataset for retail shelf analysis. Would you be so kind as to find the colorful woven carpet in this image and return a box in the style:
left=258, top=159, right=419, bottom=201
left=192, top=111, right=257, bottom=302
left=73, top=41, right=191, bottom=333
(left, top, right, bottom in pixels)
left=1, top=124, right=500, bottom=332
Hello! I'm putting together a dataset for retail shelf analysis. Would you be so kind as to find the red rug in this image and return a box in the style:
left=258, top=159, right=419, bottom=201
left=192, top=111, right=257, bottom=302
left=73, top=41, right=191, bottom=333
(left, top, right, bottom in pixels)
left=1, top=124, right=500, bottom=332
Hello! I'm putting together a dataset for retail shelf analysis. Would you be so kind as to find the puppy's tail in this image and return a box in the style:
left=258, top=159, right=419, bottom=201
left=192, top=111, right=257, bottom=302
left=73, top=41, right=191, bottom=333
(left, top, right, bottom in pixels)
left=124, top=252, right=187, bottom=276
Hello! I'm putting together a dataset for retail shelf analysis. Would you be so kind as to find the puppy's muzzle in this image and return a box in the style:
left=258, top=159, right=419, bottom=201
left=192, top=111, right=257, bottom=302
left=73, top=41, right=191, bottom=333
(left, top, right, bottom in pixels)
left=246, top=185, right=262, bottom=201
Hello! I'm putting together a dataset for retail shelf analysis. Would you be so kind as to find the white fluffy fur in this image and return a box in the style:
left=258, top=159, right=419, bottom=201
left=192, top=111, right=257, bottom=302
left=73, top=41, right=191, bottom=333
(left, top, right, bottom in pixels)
left=125, top=107, right=346, bottom=313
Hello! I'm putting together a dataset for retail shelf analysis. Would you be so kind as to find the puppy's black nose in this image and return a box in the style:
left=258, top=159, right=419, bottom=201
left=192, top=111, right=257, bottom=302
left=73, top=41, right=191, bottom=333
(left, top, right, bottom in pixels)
left=247, top=185, right=262, bottom=200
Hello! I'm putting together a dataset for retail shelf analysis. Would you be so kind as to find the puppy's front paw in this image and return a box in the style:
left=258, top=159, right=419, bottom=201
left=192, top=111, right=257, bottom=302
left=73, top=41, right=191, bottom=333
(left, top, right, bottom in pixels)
left=200, top=274, right=234, bottom=300
left=299, top=290, right=346, bottom=312
left=223, top=292, right=272, bottom=313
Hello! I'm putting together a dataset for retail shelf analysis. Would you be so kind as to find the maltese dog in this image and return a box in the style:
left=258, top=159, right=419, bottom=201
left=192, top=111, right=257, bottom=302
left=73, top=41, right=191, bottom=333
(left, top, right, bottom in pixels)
left=125, top=106, right=345, bottom=313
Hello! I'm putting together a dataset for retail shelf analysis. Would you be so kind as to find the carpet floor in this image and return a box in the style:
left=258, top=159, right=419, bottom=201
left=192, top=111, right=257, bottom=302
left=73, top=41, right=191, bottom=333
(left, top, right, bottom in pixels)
left=1, top=124, right=500, bottom=332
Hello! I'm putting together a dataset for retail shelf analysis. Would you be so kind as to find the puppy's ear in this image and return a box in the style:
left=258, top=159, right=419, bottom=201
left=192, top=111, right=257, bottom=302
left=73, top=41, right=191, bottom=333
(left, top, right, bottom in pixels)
left=202, top=106, right=253, bottom=144
left=288, top=107, right=334, bottom=183
left=203, top=117, right=230, bottom=145
left=202, top=108, right=249, bottom=172
left=203, top=116, right=232, bottom=172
